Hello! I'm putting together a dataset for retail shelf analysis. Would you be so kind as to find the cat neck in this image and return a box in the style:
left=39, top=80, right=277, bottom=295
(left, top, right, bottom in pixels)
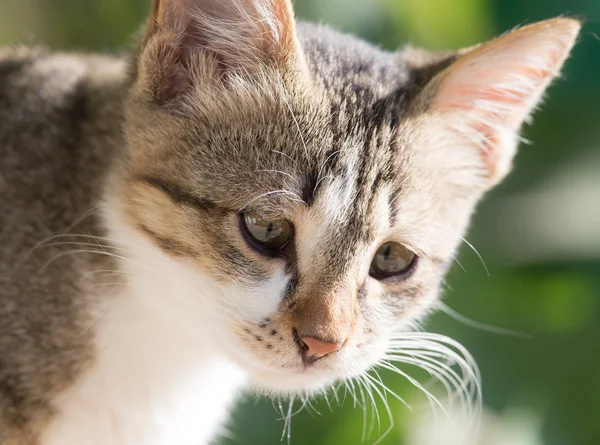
left=43, top=209, right=248, bottom=445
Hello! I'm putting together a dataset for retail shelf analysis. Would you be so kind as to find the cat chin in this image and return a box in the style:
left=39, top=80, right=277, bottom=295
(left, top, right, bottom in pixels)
left=248, top=369, right=339, bottom=395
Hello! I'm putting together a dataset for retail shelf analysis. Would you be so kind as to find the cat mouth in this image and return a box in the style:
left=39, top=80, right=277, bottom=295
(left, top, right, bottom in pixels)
left=229, top=344, right=344, bottom=392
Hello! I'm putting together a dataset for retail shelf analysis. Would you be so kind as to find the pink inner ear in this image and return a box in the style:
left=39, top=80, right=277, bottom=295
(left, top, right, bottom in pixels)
left=435, top=38, right=570, bottom=160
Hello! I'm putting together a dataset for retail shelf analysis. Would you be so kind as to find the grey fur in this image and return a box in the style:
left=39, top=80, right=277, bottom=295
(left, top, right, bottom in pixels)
left=0, top=49, right=127, bottom=442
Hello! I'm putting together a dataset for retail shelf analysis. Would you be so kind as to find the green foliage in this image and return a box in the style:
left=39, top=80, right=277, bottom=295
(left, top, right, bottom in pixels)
left=0, top=1, right=598, bottom=444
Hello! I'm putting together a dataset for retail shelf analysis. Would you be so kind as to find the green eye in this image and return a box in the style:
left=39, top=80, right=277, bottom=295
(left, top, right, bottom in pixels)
left=241, top=211, right=293, bottom=253
left=370, top=242, right=416, bottom=279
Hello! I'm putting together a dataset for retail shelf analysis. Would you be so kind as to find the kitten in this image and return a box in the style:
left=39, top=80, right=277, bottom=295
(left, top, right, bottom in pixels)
left=0, top=0, right=580, bottom=444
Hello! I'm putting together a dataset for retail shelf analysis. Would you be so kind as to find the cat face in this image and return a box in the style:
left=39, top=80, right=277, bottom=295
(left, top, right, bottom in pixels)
left=114, top=0, right=579, bottom=394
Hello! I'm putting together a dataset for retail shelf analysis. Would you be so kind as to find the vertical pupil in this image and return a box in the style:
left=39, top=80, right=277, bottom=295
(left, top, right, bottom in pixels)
left=383, top=244, right=392, bottom=260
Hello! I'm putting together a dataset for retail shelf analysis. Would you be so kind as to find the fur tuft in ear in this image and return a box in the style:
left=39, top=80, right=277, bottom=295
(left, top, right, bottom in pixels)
left=418, top=18, right=581, bottom=186
left=137, top=0, right=304, bottom=104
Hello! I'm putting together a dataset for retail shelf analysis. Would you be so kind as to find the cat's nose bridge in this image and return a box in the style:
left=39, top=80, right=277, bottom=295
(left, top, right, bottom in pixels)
left=291, top=281, right=359, bottom=351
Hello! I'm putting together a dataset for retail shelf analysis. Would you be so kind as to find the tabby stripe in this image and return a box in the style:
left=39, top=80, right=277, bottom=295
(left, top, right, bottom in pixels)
left=137, top=223, right=198, bottom=257
left=138, top=176, right=217, bottom=212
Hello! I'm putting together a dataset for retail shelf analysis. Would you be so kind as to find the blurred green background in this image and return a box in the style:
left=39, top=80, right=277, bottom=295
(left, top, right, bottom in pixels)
left=1, top=1, right=598, bottom=444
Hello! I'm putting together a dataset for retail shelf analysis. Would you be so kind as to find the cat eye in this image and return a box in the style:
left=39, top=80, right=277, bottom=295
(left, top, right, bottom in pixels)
left=241, top=211, right=293, bottom=254
left=370, top=242, right=416, bottom=280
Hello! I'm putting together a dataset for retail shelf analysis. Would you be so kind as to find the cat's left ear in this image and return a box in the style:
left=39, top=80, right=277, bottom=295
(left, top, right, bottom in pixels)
left=410, top=18, right=581, bottom=188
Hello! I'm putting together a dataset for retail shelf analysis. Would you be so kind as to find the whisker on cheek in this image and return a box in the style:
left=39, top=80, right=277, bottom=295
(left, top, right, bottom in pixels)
left=381, top=332, right=482, bottom=435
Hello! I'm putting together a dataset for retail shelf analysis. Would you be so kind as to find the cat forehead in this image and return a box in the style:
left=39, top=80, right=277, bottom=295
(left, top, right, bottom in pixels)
left=298, top=23, right=413, bottom=99
left=153, top=74, right=413, bottom=205
left=171, top=117, right=404, bottom=216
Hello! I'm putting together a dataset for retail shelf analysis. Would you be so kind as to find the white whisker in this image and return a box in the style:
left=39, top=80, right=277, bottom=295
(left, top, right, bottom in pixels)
left=386, top=333, right=482, bottom=435
left=357, top=378, right=368, bottom=443
left=254, top=169, right=301, bottom=187
left=460, top=237, right=490, bottom=277
left=357, top=374, right=380, bottom=439
left=363, top=374, right=395, bottom=445
left=321, top=388, right=333, bottom=412
left=271, top=149, right=295, bottom=163
left=305, top=395, right=322, bottom=417
left=452, top=255, right=468, bottom=274
left=240, top=189, right=305, bottom=210
left=438, top=302, right=531, bottom=338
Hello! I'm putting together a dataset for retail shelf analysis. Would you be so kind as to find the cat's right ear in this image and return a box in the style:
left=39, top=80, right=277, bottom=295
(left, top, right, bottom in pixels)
left=136, top=0, right=305, bottom=105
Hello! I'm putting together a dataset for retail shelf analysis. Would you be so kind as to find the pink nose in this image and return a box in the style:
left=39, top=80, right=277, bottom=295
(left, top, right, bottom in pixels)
left=300, top=336, right=343, bottom=363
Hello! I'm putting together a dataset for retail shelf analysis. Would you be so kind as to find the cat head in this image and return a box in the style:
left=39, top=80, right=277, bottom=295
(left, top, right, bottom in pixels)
left=113, top=0, right=580, bottom=394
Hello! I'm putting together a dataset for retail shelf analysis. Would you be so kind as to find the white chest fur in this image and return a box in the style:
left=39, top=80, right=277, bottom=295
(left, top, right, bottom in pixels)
left=43, top=296, right=247, bottom=445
